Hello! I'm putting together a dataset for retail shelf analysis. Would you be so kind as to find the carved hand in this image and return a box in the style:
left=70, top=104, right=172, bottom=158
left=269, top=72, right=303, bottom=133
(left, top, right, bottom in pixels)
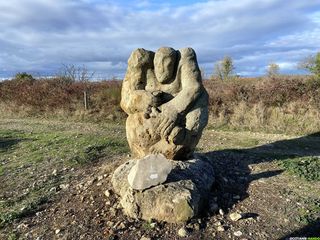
left=157, top=106, right=179, bottom=140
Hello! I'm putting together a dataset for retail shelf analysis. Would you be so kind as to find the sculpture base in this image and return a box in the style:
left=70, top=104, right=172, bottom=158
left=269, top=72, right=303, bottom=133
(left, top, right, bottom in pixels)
left=111, top=155, right=215, bottom=223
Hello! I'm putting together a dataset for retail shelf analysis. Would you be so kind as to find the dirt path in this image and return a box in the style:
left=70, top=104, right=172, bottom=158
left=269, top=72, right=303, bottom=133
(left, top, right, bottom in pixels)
left=0, top=118, right=319, bottom=239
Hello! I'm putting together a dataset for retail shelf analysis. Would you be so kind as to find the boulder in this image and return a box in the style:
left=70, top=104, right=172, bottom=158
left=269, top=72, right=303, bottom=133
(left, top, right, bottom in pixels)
left=111, top=155, right=215, bottom=223
left=128, top=154, right=173, bottom=190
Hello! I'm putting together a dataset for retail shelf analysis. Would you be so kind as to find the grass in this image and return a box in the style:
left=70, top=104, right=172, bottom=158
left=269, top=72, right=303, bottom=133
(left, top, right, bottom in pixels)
left=0, top=195, right=49, bottom=228
left=280, top=156, right=320, bottom=181
left=208, top=101, right=320, bottom=135
left=200, top=128, right=320, bottom=183
left=0, top=118, right=129, bottom=228
left=0, top=128, right=128, bottom=167
left=7, top=232, right=19, bottom=240
left=296, top=197, right=320, bottom=224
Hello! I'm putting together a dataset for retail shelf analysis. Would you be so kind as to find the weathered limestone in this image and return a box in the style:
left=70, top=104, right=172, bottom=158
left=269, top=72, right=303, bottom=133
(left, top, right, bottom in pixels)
left=128, top=154, right=172, bottom=190
left=110, top=47, right=213, bottom=223
left=120, top=47, right=208, bottom=160
left=111, top=155, right=215, bottom=223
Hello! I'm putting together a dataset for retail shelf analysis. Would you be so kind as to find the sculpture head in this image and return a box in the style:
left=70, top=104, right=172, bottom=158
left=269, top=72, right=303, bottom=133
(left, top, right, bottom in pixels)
left=128, top=48, right=154, bottom=68
left=154, top=47, right=177, bottom=84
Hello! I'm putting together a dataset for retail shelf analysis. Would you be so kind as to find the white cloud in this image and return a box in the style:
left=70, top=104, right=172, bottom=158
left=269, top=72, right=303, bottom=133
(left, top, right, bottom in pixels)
left=0, top=0, right=319, bottom=78
left=277, top=62, right=296, bottom=70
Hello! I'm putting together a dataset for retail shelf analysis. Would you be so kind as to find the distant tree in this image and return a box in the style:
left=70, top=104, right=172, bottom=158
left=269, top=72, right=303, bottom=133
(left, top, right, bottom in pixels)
left=213, top=56, right=235, bottom=81
left=298, top=52, right=320, bottom=78
left=266, top=63, right=280, bottom=78
left=58, top=64, right=95, bottom=83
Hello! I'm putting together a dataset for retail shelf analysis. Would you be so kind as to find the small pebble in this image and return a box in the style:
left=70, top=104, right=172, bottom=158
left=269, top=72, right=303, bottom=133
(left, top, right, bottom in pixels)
left=118, top=222, right=126, bottom=230
left=17, top=223, right=28, bottom=229
left=149, top=222, right=156, bottom=229
left=178, top=227, right=188, bottom=237
left=214, top=221, right=222, bottom=226
left=104, top=190, right=112, bottom=197
left=216, top=225, right=225, bottom=232
left=229, top=212, right=242, bottom=221
left=107, top=221, right=114, bottom=227
left=219, top=209, right=225, bottom=216
left=193, top=223, right=200, bottom=231
left=59, top=184, right=69, bottom=190
left=140, top=236, right=151, bottom=240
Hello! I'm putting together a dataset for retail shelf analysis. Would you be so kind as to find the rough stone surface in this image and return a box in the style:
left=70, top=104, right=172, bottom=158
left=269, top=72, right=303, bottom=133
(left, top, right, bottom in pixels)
left=111, top=155, right=215, bottom=223
left=128, top=154, right=172, bottom=190
left=234, top=230, right=243, bottom=237
left=229, top=212, right=243, bottom=221
left=216, top=226, right=225, bottom=232
left=120, top=47, right=208, bottom=160
left=178, top=227, right=188, bottom=237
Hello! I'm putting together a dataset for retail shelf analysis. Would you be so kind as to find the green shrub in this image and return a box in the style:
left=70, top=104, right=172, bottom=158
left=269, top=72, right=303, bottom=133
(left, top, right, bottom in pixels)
left=14, top=72, right=35, bottom=81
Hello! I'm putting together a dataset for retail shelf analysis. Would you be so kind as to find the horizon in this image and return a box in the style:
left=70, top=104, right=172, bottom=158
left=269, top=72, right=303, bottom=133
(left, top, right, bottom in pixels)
left=1, top=0, right=319, bottom=79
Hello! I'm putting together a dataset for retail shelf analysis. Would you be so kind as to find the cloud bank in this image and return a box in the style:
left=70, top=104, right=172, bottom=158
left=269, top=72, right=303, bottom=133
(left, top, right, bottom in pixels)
left=0, top=0, right=319, bottom=78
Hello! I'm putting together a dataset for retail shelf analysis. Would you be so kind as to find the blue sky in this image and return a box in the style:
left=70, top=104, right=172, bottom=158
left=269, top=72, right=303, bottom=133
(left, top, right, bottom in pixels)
left=0, top=0, right=320, bottom=79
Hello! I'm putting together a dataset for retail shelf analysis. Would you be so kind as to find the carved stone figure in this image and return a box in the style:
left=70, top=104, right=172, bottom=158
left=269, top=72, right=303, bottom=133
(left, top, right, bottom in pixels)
left=111, top=48, right=214, bottom=223
left=120, top=47, right=208, bottom=159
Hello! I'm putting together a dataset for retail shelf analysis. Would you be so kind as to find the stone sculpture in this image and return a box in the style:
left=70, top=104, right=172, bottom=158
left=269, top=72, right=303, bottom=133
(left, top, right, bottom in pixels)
left=120, top=47, right=208, bottom=160
left=111, top=47, right=214, bottom=223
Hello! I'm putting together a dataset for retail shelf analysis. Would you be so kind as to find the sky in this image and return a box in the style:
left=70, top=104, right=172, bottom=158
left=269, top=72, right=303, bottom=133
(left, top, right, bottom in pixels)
left=0, top=0, right=320, bottom=79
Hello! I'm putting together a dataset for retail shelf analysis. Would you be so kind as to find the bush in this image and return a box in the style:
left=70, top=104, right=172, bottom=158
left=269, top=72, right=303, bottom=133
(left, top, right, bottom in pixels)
left=298, top=52, right=320, bottom=78
left=14, top=72, right=35, bottom=81
left=0, top=77, right=123, bottom=119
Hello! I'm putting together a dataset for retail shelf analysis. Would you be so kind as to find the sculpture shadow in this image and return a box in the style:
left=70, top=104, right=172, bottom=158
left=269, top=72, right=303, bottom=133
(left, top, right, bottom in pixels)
left=280, top=220, right=320, bottom=239
left=201, top=132, right=320, bottom=237
left=0, top=137, right=24, bottom=152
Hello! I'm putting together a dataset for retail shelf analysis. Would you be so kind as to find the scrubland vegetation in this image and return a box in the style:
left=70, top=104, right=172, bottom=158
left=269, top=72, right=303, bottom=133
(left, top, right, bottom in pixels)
left=1, top=72, right=320, bottom=135
left=206, top=75, right=320, bottom=134
left=0, top=74, right=123, bottom=121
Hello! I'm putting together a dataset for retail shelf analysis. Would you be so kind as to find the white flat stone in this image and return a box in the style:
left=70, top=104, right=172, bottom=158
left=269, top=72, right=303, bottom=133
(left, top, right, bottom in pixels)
left=127, top=154, right=172, bottom=190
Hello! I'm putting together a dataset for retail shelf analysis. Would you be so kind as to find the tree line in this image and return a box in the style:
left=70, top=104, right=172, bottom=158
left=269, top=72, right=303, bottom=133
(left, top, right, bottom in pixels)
left=211, top=52, right=320, bottom=81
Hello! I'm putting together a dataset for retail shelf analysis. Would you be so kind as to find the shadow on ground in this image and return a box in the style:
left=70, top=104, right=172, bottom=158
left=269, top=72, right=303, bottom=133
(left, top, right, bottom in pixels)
left=0, top=137, right=24, bottom=152
left=203, top=132, right=320, bottom=238
left=280, top=220, right=320, bottom=239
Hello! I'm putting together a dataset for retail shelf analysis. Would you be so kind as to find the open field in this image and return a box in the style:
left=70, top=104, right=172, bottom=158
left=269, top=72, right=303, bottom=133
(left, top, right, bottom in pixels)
left=0, top=117, right=319, bottom=239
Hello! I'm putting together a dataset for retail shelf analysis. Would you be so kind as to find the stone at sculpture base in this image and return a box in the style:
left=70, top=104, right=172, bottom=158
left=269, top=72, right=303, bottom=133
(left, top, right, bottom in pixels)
left=111, top=155, right=215, bottom=223
left=128, top=154, right=173, bottom=190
